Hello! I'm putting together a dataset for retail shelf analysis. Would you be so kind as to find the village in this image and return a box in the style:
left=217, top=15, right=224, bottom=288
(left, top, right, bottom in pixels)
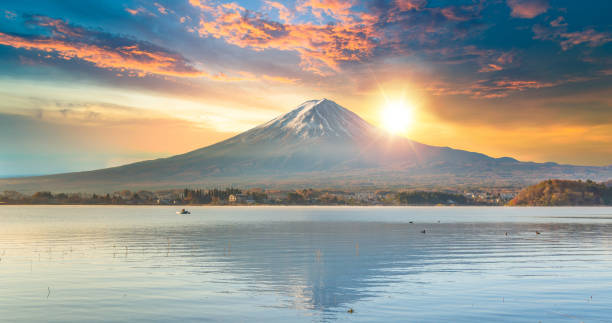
left=1, top=187, right=518, bottom=206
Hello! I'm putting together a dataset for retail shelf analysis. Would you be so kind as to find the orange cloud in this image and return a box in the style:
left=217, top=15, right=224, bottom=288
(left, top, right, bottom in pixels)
left=33, top=15, right=85, bottom=38
left=0, top=15, right=309, bottom=85
left=154, top=3, right=169, bottom=15
left=478, top=64, right=503, bottom=73
left=426, top=76, right=596, bottom=99
left=0, top=32, right=205, bottom=77
left=0, top=16, right=224, bottom=79
left=125, top=7, right=154, bottom=16
left=507, top=0, right=548, bottom=19
left=489, top=79, right=553, bottom=90
left=191, top=1, right=379, bottom=75
left=189, top=0, right=214, bottom=11
left=471, top=77, right=600, bottom=98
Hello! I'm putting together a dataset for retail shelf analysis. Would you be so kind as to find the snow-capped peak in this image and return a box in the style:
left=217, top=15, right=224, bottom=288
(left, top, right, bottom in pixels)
left=255, top=98, right=375, bottom=139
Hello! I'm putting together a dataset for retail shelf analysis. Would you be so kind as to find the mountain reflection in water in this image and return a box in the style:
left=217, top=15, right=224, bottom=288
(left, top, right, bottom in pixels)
left=1, top=206, right=611, bottom=322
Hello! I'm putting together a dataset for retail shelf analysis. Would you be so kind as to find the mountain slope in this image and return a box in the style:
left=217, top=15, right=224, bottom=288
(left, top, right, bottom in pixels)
left=1, top=99, right=610, bottom=193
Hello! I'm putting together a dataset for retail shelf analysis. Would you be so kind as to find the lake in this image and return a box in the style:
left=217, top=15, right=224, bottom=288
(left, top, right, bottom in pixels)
left=1, top=206, right=612, bottom=322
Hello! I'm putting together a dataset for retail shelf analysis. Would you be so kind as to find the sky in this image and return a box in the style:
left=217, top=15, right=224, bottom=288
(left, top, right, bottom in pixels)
left=0, top=0, right=611, bottom=177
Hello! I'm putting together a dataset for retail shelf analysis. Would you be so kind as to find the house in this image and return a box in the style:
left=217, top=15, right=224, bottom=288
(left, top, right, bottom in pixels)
left=229, top=194, right=248, bottom=203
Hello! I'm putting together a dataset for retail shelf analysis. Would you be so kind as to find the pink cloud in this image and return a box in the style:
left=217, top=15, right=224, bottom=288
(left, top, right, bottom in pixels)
left=534, top=25, right=611, bottom=50
left=507, top=0, right=548, bottom=18
left=4, top=10, right=17, bottom=20
left=395, top=0, right=427, bottom=11
left=550, top=16, right=567, bottom=27
left=559, top=29, right=611, bottom=50
left=440, top=5, right=479, bottom=22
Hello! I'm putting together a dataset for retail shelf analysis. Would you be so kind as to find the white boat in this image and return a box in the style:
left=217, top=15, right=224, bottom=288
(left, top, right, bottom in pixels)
left=176, top=208, right=191, bottom=215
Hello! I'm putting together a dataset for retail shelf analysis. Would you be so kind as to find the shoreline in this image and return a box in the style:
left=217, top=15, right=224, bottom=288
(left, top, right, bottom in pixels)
left=1, top=204, right=611, bottom=208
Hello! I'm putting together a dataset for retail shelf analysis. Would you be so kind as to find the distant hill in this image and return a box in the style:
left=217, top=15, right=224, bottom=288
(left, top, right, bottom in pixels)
left=1, top=99, right=611, bottom=193
left=508, top=179, right=612, bottom=206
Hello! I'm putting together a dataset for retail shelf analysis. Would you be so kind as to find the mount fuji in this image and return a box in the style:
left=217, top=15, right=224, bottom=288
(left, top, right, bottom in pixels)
left=1, top=99, right=610, bottom=192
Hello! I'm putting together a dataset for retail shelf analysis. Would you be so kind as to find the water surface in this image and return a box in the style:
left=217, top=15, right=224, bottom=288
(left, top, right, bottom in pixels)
left=1, top=206, right=612, bottom=322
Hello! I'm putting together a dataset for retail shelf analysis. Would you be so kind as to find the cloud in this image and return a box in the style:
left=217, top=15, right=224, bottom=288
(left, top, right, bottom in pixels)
left=507, top=0, right=548, bottom=19
left=0, top=15, right=206, bottom=78
left=374, top=1, right=487, bottom=53
left=550, top=16, right=567, bottom=27
left=189, top=0, right=486, bottom=76
left=470, top=79, right=556, bottom=98
left=440, top=5, right=481, bottom=22
left=0, top=14, right=310, bottom=87
left=477, top=51, right=515, bottom=72
left=296, top=0, right=355, bottom=19
left=424, top=46, right=515, bottom=73
left=154, top=3, right=170, bottom=15
left=395, top=0, right=427, bottom=11
left=191, top=0, right=380, bottom=75
left=4, top=10, right=17, bottom=20
left=188, top=0, right=214, bottom=11
left=125, top=7, right=155, bottom=16
left=533, top=25, right=611, bottom=50
left=187, top=0, right=502, bottom=77
left=427, top=75, right=595, bottom=99
left=478, top=64, right=503, bottom=73
left=559, top=30, right=611, bottom=51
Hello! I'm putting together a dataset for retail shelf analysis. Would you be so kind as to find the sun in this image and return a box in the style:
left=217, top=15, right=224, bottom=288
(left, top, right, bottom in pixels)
left=381, top=101, right=413, bottom=135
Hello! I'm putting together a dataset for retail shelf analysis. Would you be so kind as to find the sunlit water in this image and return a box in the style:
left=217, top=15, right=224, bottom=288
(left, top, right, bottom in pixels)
left=1, top=206, right=612, bottom=322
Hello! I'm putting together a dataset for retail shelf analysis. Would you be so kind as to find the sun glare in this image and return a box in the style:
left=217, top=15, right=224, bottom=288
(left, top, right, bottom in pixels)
left=381, top=101, right=413, bottom=135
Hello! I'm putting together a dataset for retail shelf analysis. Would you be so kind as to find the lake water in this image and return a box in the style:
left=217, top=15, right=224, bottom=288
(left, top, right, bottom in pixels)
left=1, top=206, right=612, bottom=322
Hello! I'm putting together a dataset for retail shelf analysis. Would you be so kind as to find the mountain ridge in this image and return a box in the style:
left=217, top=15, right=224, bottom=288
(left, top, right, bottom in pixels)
left=1, top=99, right=610, bottom=193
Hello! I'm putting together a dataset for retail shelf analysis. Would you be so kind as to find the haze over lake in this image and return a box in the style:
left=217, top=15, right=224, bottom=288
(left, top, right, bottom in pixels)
left=1, top=206, right=612, bottom=322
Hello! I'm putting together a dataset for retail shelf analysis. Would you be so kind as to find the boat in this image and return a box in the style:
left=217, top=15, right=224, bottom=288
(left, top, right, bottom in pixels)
left=176, top=208, right=191, bottom=215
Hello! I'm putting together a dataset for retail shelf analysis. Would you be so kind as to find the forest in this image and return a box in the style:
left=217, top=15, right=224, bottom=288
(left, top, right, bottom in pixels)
left=508, top=179, right=612, bottom=206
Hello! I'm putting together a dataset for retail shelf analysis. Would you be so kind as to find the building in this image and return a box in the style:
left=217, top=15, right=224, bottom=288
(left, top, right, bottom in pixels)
left=229, top=194, right=248, bottom=204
